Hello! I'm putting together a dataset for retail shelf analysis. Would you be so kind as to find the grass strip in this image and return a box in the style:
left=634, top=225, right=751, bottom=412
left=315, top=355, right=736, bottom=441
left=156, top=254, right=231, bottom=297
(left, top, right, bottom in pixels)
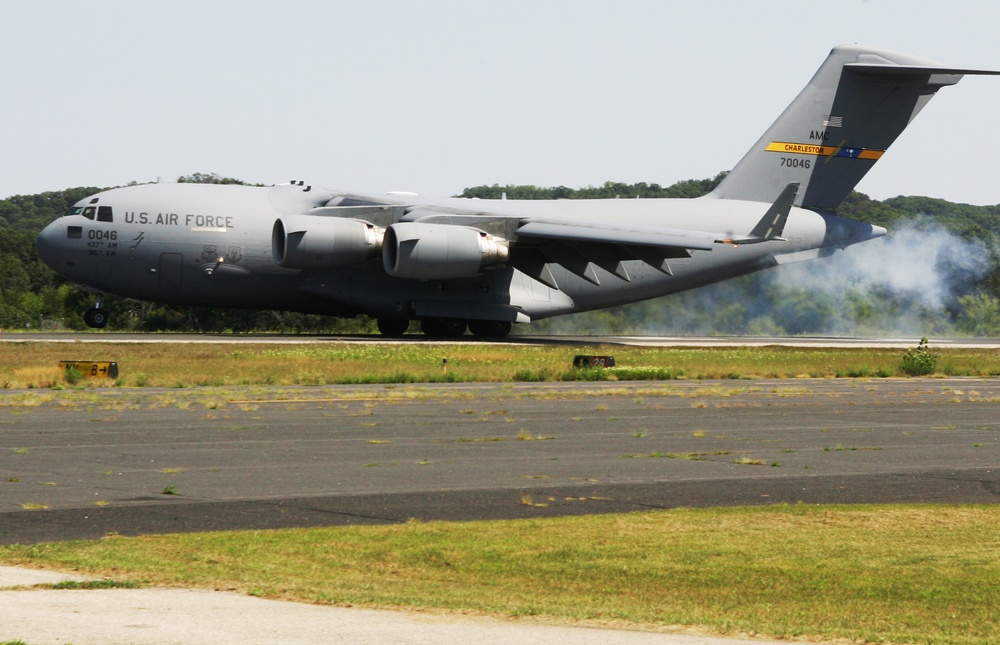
left=2, top=504, right=998, bottom=644
left=3, top=341, right=1000, bottom=388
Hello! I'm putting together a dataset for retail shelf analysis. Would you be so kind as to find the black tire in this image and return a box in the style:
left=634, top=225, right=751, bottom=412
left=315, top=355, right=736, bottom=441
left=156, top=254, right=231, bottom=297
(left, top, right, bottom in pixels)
left=468, top=319, right=512, bottom=338
left=421, top=317, right=467, bottom=337
left=376, top=317, right=410, bottom=337
left=84, top=308, right=108, bottom=329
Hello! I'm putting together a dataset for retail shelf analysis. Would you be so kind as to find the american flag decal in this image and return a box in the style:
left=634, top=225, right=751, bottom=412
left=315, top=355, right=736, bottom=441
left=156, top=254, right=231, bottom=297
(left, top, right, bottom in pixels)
left=823, top=115, right=843, bottom=128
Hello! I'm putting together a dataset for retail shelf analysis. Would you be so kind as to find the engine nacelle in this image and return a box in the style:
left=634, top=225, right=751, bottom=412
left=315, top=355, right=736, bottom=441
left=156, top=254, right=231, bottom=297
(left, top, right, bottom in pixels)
left=272, top=215, right=383, bottom=270
left=383, top=222, right=509, bottom=279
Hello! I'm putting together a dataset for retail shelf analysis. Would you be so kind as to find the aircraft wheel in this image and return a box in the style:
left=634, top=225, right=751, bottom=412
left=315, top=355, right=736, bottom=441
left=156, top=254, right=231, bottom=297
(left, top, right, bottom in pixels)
left=468, top=320, right=512, bottom=338
left=376, top=317, right=410, bottom=337
left=84, top=308, right=108, bottom=329
left=421, top=317, right=467, bottom=337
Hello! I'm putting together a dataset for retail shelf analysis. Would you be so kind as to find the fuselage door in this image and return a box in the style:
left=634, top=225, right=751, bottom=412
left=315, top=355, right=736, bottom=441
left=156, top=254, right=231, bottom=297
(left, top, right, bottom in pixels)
left=158, top=253, right=183, bottom=289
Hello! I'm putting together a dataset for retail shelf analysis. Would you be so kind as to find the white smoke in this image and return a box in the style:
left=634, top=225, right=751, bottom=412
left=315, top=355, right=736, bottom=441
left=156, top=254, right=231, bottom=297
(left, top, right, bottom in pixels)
left=525, top=218, right=993, bottom=337
left=779, top=220, right=990, bottom=312
left=767, top=219, right=992, bottom=335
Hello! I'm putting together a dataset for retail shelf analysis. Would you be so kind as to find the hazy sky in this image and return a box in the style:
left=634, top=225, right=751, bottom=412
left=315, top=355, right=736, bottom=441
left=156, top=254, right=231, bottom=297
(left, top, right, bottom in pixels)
left=3, top=0, right=999, bottom=204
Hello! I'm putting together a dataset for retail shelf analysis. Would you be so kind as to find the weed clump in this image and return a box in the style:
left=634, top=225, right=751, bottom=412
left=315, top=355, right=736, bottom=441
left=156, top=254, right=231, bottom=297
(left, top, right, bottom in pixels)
left=900, top=338, right=937, bottom=376
left=513, top=369, right=553, bottom=382
left=836, top=366, right=892, bottom=378
left=560, top=368, right=608, bottom=382
left=63, top=367, right=83, bottom=385
left=609, top=366, right=685, bottom=380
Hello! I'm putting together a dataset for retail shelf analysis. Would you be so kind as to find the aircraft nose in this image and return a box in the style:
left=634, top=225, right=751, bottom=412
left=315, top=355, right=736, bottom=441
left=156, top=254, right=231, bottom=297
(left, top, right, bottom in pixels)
left=36, top=219, right=69, bottom=270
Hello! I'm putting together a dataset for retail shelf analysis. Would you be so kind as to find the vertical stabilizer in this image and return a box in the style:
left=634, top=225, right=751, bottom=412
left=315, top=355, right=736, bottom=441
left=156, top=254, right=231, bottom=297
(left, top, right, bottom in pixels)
left=709, top=45, right=999, bottom=211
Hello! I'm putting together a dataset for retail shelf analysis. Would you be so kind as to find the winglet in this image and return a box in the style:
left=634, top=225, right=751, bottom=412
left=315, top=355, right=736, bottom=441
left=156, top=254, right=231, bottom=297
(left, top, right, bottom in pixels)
left=718, top=182, right=798, bottom=245
left=749, top=182, right=798, bottom=240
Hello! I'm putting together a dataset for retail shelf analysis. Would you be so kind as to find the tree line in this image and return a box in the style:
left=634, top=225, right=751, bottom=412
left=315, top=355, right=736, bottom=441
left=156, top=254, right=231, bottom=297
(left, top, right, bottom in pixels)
left=2, top=173, right=999, bottom=335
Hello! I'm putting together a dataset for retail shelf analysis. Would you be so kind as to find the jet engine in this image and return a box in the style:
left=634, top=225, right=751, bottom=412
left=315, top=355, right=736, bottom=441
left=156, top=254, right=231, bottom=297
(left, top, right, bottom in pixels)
left=382, top=222, right=509, bottom=279
left=272, top=215, right=383, bottom=269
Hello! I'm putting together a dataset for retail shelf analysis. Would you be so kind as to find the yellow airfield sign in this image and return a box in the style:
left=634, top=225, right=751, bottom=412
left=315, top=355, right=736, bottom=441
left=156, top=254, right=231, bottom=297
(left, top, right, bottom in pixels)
left=59, top=361, right=119, bottom=379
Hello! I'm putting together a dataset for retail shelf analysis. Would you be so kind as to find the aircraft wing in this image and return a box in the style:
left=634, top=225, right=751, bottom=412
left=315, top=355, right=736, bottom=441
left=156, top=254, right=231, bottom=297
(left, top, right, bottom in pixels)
left=386, top=200, right=719, bottom=285
left=508, top=217, right=726, bottom=287
left=516, top=181, right=798, bottom=250
left=321, top=183, right=799, bottom=288
left=443, top=183, right=794, bottom=287
left=496, top=221, right=693, bottom=286
left=514, top=220, right=717, bottom=250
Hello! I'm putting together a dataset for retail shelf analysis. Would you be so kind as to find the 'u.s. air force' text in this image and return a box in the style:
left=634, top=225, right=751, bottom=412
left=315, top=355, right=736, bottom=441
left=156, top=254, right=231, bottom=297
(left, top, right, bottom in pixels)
left=124, top=212, right=234, bottom=228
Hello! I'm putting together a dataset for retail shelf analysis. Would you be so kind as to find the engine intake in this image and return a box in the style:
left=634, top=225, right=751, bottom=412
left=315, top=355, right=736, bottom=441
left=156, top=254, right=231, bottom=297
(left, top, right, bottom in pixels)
left=272, top=215, right=383, bottom=270
left=383, top=222, right=509, bottom=279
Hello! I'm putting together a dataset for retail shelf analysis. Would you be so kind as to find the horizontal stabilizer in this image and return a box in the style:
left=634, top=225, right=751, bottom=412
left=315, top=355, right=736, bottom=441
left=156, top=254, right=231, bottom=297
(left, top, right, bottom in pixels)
left=845, top=63, right=1000, bottom=78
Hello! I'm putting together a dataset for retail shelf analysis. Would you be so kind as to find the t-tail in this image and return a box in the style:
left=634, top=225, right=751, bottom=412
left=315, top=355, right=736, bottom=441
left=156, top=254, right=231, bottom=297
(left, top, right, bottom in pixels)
left=710, top=44, right=1000, bottom=211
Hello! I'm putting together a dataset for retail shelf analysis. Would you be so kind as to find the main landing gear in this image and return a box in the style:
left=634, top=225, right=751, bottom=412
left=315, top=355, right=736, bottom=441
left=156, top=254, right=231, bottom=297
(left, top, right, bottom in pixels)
left=375, top=317, right=512, bottom=338
left=376, top=317, right=410, bottom=337
left=421, top=317, right=468, bottom=337
left=467, top=319, right=513, bottom=338
left=83, top=296, right=108, bottom=329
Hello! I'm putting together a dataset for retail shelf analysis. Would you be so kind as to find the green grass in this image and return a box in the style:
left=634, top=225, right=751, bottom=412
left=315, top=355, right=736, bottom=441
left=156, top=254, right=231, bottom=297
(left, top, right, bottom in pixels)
left=3, top=341, right=1000, bottom=388
left=2, top=505, right=998, bottom=644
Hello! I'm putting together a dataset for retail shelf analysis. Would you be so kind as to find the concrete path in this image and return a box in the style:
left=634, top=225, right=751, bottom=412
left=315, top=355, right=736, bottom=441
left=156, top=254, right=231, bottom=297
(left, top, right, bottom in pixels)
left=0, top=566, right=783, bottom=645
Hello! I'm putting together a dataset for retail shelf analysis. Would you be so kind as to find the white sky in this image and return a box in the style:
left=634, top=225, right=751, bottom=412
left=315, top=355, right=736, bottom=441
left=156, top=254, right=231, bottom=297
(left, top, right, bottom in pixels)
left=2, top=0, right=999, bottom=204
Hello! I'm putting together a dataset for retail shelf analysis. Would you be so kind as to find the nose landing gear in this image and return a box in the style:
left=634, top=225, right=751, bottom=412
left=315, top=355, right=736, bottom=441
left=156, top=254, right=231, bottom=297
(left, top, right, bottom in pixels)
left=83, top=296, right=108, bottom=329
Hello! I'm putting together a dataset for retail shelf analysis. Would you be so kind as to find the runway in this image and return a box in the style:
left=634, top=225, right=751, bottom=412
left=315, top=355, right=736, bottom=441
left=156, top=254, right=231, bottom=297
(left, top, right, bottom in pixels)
left=6, top=331, right=1000, bottom=348
left=2, top=378, right=998, bottom=544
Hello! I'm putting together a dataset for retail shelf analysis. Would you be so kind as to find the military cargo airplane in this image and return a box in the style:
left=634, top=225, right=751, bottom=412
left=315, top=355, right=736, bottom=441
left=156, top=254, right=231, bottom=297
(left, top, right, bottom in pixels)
left=36, top=45, right=998, bottom=337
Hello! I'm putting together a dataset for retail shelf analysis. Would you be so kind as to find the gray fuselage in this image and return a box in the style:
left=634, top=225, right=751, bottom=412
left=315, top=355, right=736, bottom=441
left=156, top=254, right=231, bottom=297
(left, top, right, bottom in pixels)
left=36, top=182, right=881, bottom=325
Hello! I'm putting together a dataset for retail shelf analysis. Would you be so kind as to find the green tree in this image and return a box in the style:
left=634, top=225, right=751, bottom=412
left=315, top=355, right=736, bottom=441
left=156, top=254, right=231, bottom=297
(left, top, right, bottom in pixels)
left=459, top=173, right=727, bottom=201
left=956, top=293, right=1000, bottom=336
left=177, top=173, right=260, bottom=186
left=0, top=187, right=101, bottom=230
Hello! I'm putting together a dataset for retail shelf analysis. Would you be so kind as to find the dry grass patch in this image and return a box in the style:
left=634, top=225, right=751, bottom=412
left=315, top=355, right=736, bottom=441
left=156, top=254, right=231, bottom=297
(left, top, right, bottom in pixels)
left=515, top=430, right=554, bottom=441
left=6, top=366, right=65, bottom=389
left=4, top=341, right=1000, bottom=388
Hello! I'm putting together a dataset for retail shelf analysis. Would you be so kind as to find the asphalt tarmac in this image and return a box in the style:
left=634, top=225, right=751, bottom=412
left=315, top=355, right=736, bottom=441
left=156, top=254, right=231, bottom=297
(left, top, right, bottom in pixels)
left=2, top=378, right=998, bottom=544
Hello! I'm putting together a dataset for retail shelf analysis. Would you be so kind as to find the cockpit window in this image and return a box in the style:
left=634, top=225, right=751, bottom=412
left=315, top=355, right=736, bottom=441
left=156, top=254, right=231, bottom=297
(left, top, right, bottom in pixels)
left=64, top=206, right=83, bottom=217
left=82, top=207, right=96, bottom=220
left=97, top=206, right=113, bottom=222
